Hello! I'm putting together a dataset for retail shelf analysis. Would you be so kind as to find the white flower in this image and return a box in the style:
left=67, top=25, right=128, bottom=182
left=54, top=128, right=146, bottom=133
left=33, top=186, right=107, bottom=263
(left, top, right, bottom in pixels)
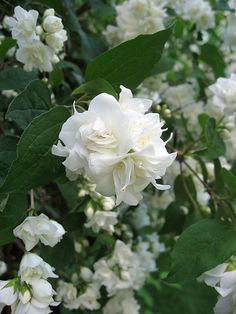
left=209, top=74, right=236, bottom=115
left=94, top=240, right=151, bottom=296
left=0, top=280, right=18, bottom=312
left=4, top=6, right=38, bottom=45
left=43, top=16, right=63, bottom=33
left=13, top=213, right=65, bottom=251
left=52, top=86, right=176, bottom=206
left=181, top=0, right=215, bottom=30
left=13, top=279, right=58, bottom=314
left=57, top=281, right=80, bottom=310
left=103, top=291, right=140, bottom=314
left=85, top=210, right=118, bottom=233
left=19, top=253, right=57, bottom=283
left=198, top=263, right=228, bottom=287
left=0, top=261, right=7, bottom=276
left=77, top=283, right=101, bottom=310
left=46, top=29, right=67, bottom=52
left=16, top=41, right=54, bottom=72
left=130, top=203, right=151, bottom=230
left=104, top=0, right=167, bottom=46
left=224, top=14, right=236, bottom=50
left=44, top=9, right=55, bottom=17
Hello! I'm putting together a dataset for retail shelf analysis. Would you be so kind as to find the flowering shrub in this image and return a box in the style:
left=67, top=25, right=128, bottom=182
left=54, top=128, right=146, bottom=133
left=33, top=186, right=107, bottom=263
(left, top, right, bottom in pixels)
left=0, top=1, right=236, bottom=314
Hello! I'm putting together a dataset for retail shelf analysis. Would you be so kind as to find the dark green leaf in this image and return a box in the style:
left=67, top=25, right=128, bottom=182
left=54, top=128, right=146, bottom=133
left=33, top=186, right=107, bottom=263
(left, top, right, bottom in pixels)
left=0, top=193, right=27, bottom=245
left=169, top=219, right=236, bottom=283
left=0, top=107, right=70, bottom=194
left=200, top=44, right=225, bottom=78
left=0, top=67, right=37, bottom=91
left=221, top=168, right=236, bottom=197
left=0, top=136, right=18, bottom=185
left=85, top=25, right=174, bottom=89
left=6, top=80, right=51, bottom=129
left=0, top=38, right=16, bottom=60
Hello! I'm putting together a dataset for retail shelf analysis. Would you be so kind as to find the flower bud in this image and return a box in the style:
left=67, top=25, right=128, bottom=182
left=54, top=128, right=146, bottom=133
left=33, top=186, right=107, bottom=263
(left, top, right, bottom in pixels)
left=36, top=25, right=43, bottom=35
left=43, top=16, right=63, bottom=33
left=52, top=54, right=60, bottom=64
left=85, top=207, right=94, bottom=219
left=80, top=267, right=93, bottom=282
left=44, top=8, right=55, bottom=17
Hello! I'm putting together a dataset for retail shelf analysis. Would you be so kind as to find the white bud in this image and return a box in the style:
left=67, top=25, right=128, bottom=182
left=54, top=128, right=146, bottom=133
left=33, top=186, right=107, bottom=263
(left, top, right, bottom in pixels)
left=52, top=54, right=60, bottom=64
left=43, top=16, right=63, bottom=33
left=80, top=267, right=93, bottom=282
left=74, top=241, right=82, bottom=253
left=44, top=8, right=55, bottom=17
left=85, top=207, right=94, bottom=219
left=36, top=25, right=43, bottom=35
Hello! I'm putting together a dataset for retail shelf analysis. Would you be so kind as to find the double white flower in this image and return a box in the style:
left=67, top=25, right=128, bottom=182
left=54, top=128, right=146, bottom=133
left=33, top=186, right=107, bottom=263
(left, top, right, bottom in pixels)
left=0, top=253, right=59, bottom=314
left=5, top=6, right=67, bottom=72
left=52, top=86, right=176, bottom=206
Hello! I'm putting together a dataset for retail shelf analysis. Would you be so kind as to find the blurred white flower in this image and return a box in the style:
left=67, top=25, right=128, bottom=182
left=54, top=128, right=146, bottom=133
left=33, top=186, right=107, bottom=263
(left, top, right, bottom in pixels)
left=57, top=281, right=80, bottom=310
left=209, top=74, right=236, bottom=115
left=104, top=0, right=167, bottom=46
left=80, top=267, right=93, bottom=282
left=4, top=6, right=38, bottom=45
left=103, top=290, right=140, bottom=314
left=45, top=29, right=67, bottom=52
left=43, top=15, right=63, bottom=33
left=85, top=210, right=118, bottom=233
left=0, top=280, right=18, bottom=312
left=76, top=283, right=101, bottom=311
left=19, top=253, right=57, bottom=283
left=13, top=213, right=65, bottom=251
left=16, top=41, right=54, bottom=72
left=181, top=0, right=215, bottom=30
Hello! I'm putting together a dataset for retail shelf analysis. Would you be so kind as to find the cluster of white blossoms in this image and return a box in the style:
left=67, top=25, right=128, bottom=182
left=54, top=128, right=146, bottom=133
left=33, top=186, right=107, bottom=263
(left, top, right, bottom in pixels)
left=57, top=236, right=165, bottom=313
left=52, top=86, right=176, bottom=206
left=178, top=0, right=215, bottom=30
left=207, top=74, right=236, bottom=161
left=199, top=261, right=236, bottom=314
left=0, top=214, right=65, bottom=313
left=4, top=6, right=67, bottom=72
left=103, top=0, right=167, bottom=46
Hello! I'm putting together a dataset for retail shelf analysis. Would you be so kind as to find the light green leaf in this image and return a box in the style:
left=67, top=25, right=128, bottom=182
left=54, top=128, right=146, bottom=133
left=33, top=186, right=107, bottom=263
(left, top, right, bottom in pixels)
left=168, top=219, right=236, bottom=283
left=0, top=107, right=70, bottom=194
left=85, top=25, right=174, bottom=90
left=6, top=80, right=51, bottom=129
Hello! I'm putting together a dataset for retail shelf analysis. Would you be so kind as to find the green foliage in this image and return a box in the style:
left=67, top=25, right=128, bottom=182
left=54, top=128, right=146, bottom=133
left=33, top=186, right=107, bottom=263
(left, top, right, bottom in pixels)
left=0, top=38, right=16, bottom=60
left=85, top=26, right=174, bottom=90
left=0, top=136, right=18, bottom=186
left=6, top=80, right=51, bottom=129
left=72, top=78, right=118, bottom=98
left=169, top=219, right=236, bottom=283
left=0, top=107, right=70, bottom=194
left=0, top=67, right=37, bottom=91
left=0, top=193, right=27, bottom=245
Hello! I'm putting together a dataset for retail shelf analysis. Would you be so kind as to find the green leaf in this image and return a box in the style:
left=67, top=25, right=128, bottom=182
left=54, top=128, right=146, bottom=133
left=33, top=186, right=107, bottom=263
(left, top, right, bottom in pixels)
left=0, top=136, right=18, bottom=185
left=168, top=219, right=236, bottom=283
left=0, top=107, right=70, bottom=194
left=0, top=38, right=16, bottom=60
left=0, top=193, right=27, bottom=245
left=72, top=78, right=118, bottom=98
left=200, top=117, right=225, bottom=160
left=6, top=80, right=51, bottom=129
left=0, top=67, right=37, bottom=91
left=49, top=65, right=64, bottom=88
left=200, top=44, right=225, bottom=78
left=221, top=168, right=236, bottom=197
left=85, top=25, right=174, bottom=90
